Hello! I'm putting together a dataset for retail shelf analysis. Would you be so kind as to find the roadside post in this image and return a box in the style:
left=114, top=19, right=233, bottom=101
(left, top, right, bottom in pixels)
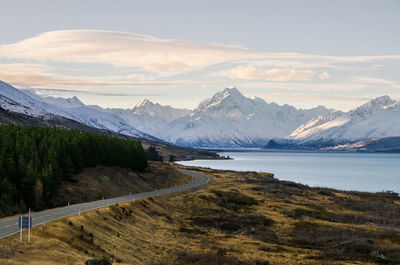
left=28, top=208, right=31, bottom=243
left=19, top=218, right=22, bottom=242
left=28, top=214, right=31, bottom=243
left=18, top=216, right=32, bottom=243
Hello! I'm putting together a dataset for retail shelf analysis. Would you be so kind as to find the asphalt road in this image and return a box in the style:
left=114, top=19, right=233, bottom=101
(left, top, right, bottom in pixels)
left=0, top=169, right=209, bottom=240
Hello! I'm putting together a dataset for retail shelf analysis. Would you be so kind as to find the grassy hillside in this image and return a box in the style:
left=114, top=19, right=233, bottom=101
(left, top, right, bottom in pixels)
left=0, top=161, right=191, bottom=219
left=52, top=162, right=192, bottom=206
left=1, top=165, right=400, bottom=264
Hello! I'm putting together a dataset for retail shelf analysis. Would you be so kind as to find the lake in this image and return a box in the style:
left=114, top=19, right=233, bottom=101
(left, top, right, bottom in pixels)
left=178, top=152, right=400, bottom=193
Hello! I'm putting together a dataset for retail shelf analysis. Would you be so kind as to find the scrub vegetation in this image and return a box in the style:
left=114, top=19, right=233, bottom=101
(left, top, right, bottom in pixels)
left=1, top=165, right=400, bottom=264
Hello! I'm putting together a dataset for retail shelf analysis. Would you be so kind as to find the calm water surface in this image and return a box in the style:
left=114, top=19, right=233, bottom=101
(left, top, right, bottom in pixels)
left=179, top=152, right=400, bottom=193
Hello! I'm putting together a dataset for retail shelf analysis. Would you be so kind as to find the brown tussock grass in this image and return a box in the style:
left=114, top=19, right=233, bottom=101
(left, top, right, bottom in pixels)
left=1, top=164, right=400, bottom=264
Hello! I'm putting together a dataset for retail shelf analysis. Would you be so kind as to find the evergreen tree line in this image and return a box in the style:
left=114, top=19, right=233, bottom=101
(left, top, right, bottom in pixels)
left=0, top=125, right=147, bottom=210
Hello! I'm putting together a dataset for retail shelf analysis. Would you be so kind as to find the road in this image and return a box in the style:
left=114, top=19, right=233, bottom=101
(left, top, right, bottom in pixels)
left=0, top=169, right=209, bottom=240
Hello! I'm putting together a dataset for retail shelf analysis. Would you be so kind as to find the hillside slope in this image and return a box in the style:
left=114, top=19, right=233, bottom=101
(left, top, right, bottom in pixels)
left=1, top=166, right=400, bottom=264
left=0, top=162, right=192, bottom=218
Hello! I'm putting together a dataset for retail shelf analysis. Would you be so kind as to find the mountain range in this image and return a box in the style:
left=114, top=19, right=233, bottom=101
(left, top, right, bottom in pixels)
left=289, top=95, right=400, bottom=142
left=0, top=80, right=399, bottom=150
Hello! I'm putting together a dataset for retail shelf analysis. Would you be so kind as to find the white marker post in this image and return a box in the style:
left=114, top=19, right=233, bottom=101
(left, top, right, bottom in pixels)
left=28, top=214, right=31, bottom=243
left=19, top=217, right=22, bottom=242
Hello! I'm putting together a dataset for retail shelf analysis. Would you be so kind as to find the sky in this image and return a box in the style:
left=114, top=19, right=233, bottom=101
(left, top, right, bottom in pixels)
left=0, top=0, right=399, bottom=110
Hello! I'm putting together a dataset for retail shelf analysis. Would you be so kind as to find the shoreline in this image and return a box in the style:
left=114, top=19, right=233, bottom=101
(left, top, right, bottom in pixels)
left=177, top=152, right=400, bottom=195
left=180, top=164, right=400, bottom=197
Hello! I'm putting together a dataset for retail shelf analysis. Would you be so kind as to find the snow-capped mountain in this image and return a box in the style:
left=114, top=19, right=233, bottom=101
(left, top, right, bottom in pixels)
left=108, top=99, right=192, bottom=136
left=40, top=95, right=86, bottom=108
left=0, top=81, right=334, bottom=148
left=0, top=81, right=154, bottom=139
left=0, top=80, right=63, bottom=117
left=160, top=87, right=332, bottom=147
left=5, top=79, right=397, bottom=149
left=290, top=95, right=400, bottom=143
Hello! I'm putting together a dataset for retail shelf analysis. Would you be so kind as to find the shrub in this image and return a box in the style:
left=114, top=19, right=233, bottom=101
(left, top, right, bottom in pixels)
left=211, top=190, right=259, bottom=206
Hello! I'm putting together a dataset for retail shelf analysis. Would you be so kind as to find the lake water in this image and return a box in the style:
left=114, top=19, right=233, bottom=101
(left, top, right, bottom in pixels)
left=178, top=152, right=400, bottom=193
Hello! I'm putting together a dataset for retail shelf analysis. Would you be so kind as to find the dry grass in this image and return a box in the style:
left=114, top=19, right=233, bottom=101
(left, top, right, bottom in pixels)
left=1, top=164, right=400, bottom=264
left=0, top=162, right=192, bottom=219
left=52, top=161, right=192, bottom=207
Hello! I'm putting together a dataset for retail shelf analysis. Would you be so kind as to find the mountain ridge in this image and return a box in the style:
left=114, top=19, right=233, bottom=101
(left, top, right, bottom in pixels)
left=289, top=95, right=400, bottom=145
left=2, top=80, right=399, bottom=149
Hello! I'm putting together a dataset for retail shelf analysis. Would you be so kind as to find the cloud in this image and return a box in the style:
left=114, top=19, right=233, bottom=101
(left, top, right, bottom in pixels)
left=1, top=30, right=400, bottom=75
left=0, top=63, right=50, bottom=72
left=26, top=88, right=163, bottom=97
left=244, top=81, right=368, bottom=91
left=319, top=72, right=331, bottom=80
left=353, top=76, right=400, bottom=89
left=252, top=93, right=370, bottom=103
left=219, top=66, right=318, bottom=81
left=0, top=30, right=264, bottom=73
left=0, top=68, right=238, bottom=88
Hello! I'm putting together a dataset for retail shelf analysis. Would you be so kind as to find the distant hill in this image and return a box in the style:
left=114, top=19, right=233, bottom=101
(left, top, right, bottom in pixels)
left=321, top=137, right=400, bottom=153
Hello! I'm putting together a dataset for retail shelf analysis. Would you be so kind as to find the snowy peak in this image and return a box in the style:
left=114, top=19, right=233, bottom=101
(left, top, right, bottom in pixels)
left=41, top=95, right=85, bottom=108
left=132, top=99, right=191, bottom=121
left=161, top=87, right=334, bottom=147
left=352, top=95, right=397, bottom=119
left=196, top=87, right=247, bottom=113
left=134, top=99, right=154, bottom=108
left=364, top=95, right=396, bottom=108
left=220, top=87, right=244, bottom=100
